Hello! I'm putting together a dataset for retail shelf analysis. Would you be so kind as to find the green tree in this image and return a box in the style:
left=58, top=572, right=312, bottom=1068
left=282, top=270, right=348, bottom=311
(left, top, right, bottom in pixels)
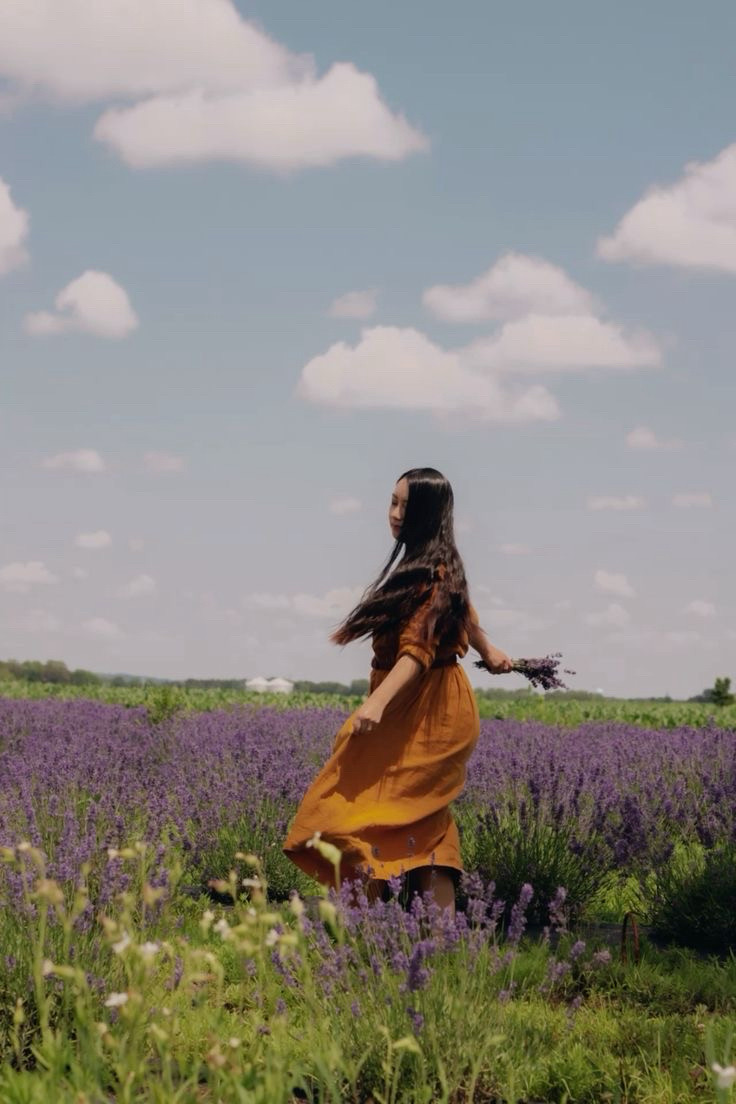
left=711, top=676, right=734, bottom=707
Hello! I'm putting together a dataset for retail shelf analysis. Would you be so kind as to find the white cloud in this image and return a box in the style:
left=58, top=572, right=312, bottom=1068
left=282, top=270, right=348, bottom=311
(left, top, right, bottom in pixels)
left=328, top=290, right=378, bottom=320
left=95, top=63, right=427, bottom=171
left=329, top=495, right=362, bottom=515
left=0, top=0, right=299, bottom=102
left=587, top=495, right=647, bottom=511
left=75, top=530, right=112, bottom=550
left=295, top=325, right=560, bottom=424
left=242, top=592, right=291, bottom=611
left=584, top=603, right=631, bottom=628
left=594, top=570, right=635, bottom=598
left=72, top=567, right=88, bottom=580
left=0, top=3, right=426, bottom=172
left=128, top=538, right=145, bottom=552
left=25, top=270, right=139, bottom=339
left=293, top=587, right=365, bottom=619
left=461, top=313, right=660, bottom=375
left=82, top=617, right=122, bottom=639
left=120, top=574, right=157, bottom=598
left=8, top=608, right=61, bottom=633
left=42, top=448, right=106, bottom=473
left=479, top=606, right=548, bottom=632
left=0, top=560, right=58, bottom=593
left=597, top=143, right=736, bottom=273
left=499, top=543, right=531, bottom=556
left=144, top=451, right=185, bottom=473
left=241, top=585, right=364, bottom=619
left=684, top=599, right=716, bottom=618
left=625, top=425, right=682, bottom=451
left=0, top=176, right=29, bottom=275
left=423, top=252, right=596, bottom=323
left=672, top=492, right=712, bottom=509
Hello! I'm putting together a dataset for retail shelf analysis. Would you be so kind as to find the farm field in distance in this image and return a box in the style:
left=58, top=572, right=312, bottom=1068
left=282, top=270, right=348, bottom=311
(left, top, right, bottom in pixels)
left=0, top=679, right=735, bottom=1102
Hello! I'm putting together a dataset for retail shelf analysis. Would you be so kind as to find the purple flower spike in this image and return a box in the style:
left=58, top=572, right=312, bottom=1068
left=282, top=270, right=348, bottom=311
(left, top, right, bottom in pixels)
left=474, top=651, right=575, bottom=691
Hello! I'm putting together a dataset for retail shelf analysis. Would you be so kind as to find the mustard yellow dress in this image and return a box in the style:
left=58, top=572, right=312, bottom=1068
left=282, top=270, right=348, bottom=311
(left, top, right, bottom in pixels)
left=282, top=564, right=481, bottom=887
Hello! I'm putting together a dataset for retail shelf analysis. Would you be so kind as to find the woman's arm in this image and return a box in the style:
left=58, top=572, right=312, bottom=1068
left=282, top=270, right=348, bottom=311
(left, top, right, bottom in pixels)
left=468, top=619, right=514, bottom=672
left=367, top=654, right=423, bottom=712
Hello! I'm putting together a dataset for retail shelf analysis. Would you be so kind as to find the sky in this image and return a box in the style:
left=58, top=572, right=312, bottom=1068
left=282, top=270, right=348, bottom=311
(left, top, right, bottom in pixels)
left=1, top=0, right=734, bottom=698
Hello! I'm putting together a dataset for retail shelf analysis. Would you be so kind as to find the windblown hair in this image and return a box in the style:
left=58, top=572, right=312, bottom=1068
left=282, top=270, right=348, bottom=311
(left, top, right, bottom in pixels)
left=329, top=467, right=473, bottom=649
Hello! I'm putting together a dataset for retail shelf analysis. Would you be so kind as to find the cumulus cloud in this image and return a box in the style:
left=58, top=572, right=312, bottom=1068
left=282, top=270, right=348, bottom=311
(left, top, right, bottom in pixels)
left=584, top=603, right=631, bottom=628
left=81, top=617, right=122, bottom=639
left=461, top=314, right=660, bottom=375
left=120, top=574, right=157, bottom=598
left=423, top=253, right=596, bottom=323
left=75, top=530, right=112, bottom=550
left=95, top=64, right=427, bottom=171
left=241, top=585, right=364, bottom=620
left=684, top=599, right=716, bottom=617
left=328, top=289, right=378, bottom=320
left=0, top=3, right=426, bottom=172
left=0, top=176, right=29, bottom=275
left=295, top=325, right=560, bottom=424
left=625, top=425, right=682, bottom=451
left=329, top=495, right=362, bottom=515
left=24, top=270, right=139, bottom=339
left=499, top=543, right=531, bottom=556
left=422, top=252, right=660, bottom=378
left=478, top=606, right=548, bottom=633
left=672, top=492, right=713, bottom=508
left=594, top=569, right=635, bottom=598
left=597, top=143, right=736, bottom=273
left=41, top=448, right=106, bottom=473
left=242, top=592, right=291, bottom=611
left=587, top=495, right=647, bottom=511
left=293, top=587, right=365, bottom=619
left=144, top=451, right=185, bottom=473
left=0, top=560, right=58, bottom=594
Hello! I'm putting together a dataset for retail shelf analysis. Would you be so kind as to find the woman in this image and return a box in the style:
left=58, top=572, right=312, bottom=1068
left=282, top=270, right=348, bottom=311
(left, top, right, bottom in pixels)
left=282, top=467, right=513, bottom=917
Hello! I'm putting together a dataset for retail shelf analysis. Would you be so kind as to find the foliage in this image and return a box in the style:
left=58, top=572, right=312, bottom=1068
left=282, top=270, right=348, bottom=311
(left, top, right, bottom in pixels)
left=648, top=842, right=736, bottom=952
left=0, top=841, right=735, bottom=1102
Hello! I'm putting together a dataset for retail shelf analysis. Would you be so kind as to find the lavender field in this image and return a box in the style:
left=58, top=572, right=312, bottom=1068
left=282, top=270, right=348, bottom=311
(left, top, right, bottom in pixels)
left=1, top=694, right=736, bottom=1101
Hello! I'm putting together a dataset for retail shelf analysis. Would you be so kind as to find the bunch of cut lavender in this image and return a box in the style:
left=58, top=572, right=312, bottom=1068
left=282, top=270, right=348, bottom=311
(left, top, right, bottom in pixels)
left=473, top=651, right=575, bottom=691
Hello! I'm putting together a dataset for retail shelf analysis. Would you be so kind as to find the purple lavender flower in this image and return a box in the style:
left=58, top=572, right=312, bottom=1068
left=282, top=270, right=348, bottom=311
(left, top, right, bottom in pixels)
left=474, top=652, right=575, bottom=690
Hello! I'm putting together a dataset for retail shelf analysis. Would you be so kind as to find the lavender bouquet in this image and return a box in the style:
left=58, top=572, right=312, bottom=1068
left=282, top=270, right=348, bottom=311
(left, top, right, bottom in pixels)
left=473, top=651, right=576, bottom=691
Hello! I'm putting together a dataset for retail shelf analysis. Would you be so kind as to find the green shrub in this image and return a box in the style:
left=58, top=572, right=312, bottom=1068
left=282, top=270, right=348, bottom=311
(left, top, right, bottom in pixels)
left=649, top=842, right=736, bottom=952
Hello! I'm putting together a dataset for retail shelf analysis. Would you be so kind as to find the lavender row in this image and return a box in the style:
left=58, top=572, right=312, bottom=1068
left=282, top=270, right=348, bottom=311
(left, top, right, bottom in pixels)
left=0, top=699, right=733, bottom=906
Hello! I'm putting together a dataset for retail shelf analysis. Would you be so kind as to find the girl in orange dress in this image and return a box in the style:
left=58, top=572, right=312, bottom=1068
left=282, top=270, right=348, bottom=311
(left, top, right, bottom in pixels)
left=282, top=467, right=513, bottom=916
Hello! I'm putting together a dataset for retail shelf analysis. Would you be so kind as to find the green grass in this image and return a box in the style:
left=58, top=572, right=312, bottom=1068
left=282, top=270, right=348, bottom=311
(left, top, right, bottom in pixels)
left=2, top=676, right=734, bottom=729
left=0, top=844, right=735, bottom=1102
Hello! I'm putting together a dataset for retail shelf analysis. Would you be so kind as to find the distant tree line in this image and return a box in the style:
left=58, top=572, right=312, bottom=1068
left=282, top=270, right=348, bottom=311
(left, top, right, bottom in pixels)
left=1, top=658, right=733, bottom=704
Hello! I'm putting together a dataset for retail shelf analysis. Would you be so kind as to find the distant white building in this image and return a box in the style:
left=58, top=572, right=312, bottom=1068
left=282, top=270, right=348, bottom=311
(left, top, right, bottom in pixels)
left=245, top=675, right=294, bottom=694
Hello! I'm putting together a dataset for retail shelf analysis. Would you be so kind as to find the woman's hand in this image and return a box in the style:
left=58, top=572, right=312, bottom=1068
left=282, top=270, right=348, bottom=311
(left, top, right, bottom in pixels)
left=351, top=698, right=385, bottom=736
left=483, top=645, right=514, bottom=674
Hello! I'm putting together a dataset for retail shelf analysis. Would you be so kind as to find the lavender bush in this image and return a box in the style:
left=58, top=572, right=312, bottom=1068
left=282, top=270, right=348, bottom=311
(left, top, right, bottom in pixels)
left=1, top=698, right=735, bottom=925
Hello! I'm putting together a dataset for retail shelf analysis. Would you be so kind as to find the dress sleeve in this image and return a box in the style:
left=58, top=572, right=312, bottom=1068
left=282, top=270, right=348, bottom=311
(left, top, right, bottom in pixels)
left=396, top=581, right=442, bottom=672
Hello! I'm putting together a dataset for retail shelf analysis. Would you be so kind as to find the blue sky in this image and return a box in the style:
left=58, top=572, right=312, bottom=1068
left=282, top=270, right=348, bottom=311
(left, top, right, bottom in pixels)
left=1, top=0, right=734, bottom=696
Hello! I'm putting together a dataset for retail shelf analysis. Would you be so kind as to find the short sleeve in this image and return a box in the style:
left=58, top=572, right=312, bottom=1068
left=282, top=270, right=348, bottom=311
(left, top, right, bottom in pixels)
left=397, top=581, right=441, bottom=672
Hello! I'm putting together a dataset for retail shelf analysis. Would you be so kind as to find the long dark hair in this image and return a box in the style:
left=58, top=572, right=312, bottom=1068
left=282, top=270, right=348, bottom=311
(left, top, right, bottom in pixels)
left=329, top=467, right=472, bottom=647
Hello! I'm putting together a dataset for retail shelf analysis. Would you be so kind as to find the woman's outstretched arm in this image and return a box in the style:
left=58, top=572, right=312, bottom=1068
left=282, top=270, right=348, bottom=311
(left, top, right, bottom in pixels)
left=468, top=620, right=514, bottom=673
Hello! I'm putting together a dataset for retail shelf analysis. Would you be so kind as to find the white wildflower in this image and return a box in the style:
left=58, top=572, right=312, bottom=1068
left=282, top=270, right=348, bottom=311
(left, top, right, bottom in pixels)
left=712, top=1063, right=736, bottom=1090
left=104, top=992, right=128, bottom=1008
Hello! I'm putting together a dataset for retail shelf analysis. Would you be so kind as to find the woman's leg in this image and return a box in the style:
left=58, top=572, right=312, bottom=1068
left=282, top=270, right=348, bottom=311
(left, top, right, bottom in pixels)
left=417, top=866, right=456, bottom=919
left=366, top=878, right=387, bottom=904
